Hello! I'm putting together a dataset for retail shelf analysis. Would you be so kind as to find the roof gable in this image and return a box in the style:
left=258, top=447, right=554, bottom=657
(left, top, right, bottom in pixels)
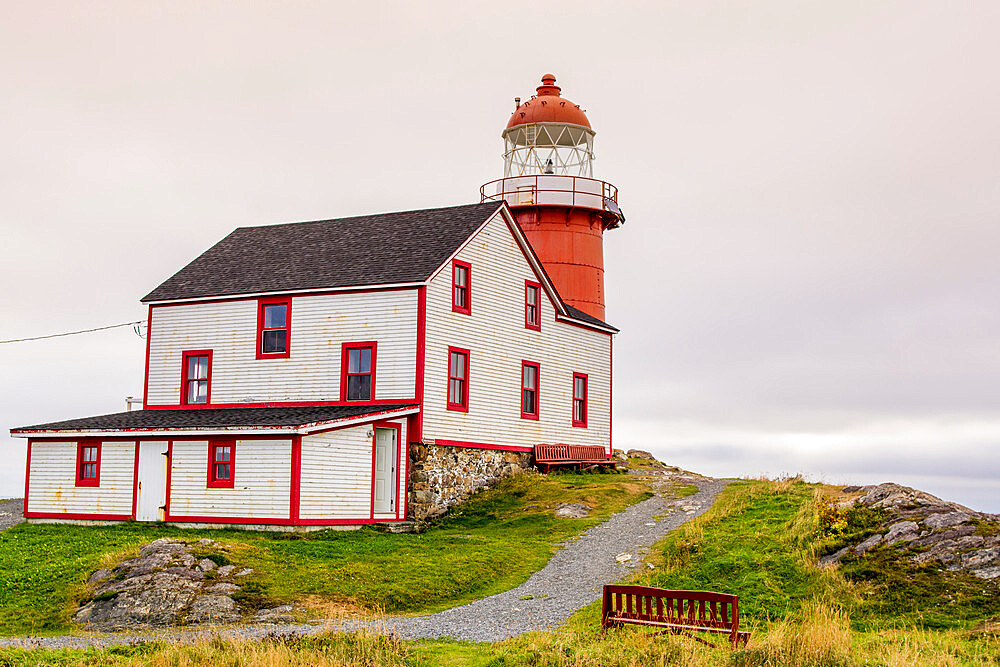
left=141, top=203, right=503, bottom=303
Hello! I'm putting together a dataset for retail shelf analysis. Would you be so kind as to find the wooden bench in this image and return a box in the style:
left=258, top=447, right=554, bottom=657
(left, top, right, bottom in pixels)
left=601, top=585, right=750, bottom=649
left=533, top=444, right=612, bottom=473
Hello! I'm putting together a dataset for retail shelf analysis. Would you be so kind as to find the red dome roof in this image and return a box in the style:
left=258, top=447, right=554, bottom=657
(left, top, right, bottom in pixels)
left=505, top=75, right=592, bottom=130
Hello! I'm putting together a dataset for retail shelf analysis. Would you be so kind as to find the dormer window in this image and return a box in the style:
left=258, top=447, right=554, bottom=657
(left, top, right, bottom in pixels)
left=525, top=281, right=541, bottom=331
left=257, top=297, right=291, bottom=359
left=452, top=261, right=471, bottom=315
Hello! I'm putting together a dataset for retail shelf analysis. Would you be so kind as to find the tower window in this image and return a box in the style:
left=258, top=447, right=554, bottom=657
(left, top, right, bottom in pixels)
left=452, top=261, right=471, bottom=315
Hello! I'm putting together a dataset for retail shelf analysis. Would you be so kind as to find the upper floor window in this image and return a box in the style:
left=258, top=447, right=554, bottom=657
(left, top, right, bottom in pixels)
left=181, top=350, right=212, bottom=405
left=452, top=260, right=471, bottom=315
left=573, top=373, right=588, bottom=428
left=257, top=297, right=291, bottom=359
left=521, top=361, right=539, bottom=419
left=342, top=342, right=377, bottom=401
left=208, top=440, right=235, bottom=488
left=525, top=281, right=541, bottom=331
left=76, top=442, right=101, bottom=487
left=447, top=347, right=470, bottom=411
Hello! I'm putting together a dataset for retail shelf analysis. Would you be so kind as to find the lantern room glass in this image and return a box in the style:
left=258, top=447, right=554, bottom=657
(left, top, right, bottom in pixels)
left=503, top=123, right=595, bottom=178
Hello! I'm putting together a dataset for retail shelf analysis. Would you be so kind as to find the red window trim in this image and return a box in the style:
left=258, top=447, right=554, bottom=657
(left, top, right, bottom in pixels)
left=256, top=297, right=292, bottom=359
left=180, top=350, right=213, bottom=406
left=573, top=372, right=589, bottom=428
left=207, top=439, right=236, bottom=488
left=340, top=341, right=378, bottom=402
left=521, top=361, right=540, bottom=420
left=447, top=346, right=470, bottom=412
left=451, top=260, right=471, bottom=315
left=75, top=441, right=101, bottom=487
left=524, top=280, right=541, bottom=331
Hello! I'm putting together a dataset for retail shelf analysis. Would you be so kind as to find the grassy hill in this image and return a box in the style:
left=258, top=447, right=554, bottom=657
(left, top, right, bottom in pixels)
left=2, top=475, right=999, bottom=665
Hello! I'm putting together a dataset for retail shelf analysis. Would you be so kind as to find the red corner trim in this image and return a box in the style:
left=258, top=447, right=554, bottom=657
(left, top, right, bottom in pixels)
left=609, top=337, right=613, bottom=456
left=142, top=305, right=153, bottom=409
left=165, top=441, right=173, bottom=517
left=131, top=442, right=140, bottom=519
left=412, top=286, right=426, bottom=444
left=290, top=435, right=302, bottom=523
left=23, top=440, right=32, bottom=517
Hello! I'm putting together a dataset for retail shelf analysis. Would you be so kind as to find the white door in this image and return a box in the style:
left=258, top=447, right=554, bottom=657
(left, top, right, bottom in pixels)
left=136, top=441, right=168, bottom=521
left=373, top=427, right=397, bottom=514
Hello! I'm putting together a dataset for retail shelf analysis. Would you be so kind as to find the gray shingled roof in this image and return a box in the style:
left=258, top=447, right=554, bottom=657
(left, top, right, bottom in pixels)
left=12, top=405, right=416, bottom=433
left=564, top=305, right=619, bottom=332
left=142, top=203, right=503, bottom=303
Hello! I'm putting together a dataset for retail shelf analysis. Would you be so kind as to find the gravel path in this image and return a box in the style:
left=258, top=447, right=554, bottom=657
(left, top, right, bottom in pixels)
left=0, top=474, right=726, bottom=649
left=0, top=499, right=24, bottom=532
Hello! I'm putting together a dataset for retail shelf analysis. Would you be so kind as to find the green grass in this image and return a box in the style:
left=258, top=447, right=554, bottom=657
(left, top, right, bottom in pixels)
left=0, top=471, right=650, bottom=636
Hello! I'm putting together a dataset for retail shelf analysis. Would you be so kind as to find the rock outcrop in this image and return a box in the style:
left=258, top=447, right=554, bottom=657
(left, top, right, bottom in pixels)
left=819, top=482, right=1000, bottom=579
left=74, top=537, right=293, bottom=629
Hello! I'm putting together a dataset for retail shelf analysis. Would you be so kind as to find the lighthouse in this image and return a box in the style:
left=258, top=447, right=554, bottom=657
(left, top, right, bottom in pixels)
left=481, top=74, right=623, bottom=321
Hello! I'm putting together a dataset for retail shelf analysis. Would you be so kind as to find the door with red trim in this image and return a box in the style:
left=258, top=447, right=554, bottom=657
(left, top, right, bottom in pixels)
left=373, top=427, right=397, bottom=514
left=136, top=441, right=168, bottom=521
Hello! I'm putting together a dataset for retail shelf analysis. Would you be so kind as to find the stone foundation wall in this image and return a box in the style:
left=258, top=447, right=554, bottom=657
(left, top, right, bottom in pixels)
left=407, top=443, right=533, bottom=521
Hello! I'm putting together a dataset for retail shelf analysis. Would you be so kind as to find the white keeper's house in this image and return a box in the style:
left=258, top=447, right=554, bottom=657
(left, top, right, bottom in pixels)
left=11, top=74, right=625, bottom=528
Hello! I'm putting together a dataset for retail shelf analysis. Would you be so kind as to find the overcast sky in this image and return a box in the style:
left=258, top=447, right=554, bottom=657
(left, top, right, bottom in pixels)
left=2, top=2, right=998, bottom=511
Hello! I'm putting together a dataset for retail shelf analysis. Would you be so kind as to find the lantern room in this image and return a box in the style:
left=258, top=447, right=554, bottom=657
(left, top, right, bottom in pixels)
left=502, top=75, right=595, bottom=178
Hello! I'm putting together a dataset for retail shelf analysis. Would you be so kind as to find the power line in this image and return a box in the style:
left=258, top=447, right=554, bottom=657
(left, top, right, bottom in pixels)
left=0, top=321, right=145, bottom=344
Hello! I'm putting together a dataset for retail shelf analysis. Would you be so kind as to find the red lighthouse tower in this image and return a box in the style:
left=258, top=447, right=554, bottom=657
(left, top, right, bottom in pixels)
left=481, top=74, right=623, bottom=321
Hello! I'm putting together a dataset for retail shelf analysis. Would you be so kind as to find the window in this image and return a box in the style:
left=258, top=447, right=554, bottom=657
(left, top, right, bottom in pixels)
left=521, top=361, right=539, bottom=419
left=525, top=281, right=541, bottom=331
left=341, top=342, right=377, bottom=401
left=256, top=297, right=291, bottom=358
left=447, top=347, right=470, bottom=411
left=573, top=373, right=588, bottom=427
left=452, top=260, right=471, bottom=315
left=75, top=442, right=101, bottom=487
left=208, top=440, right=235, bottom=488
left=181, top=350, right=212, bottom=405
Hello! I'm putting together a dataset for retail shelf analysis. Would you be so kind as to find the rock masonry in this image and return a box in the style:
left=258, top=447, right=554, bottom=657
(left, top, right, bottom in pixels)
left=407, top=443, right=533, bottom=521
left=819, top=482, right=1000, bottom=579
left=75, top=537, right=293, bottom=629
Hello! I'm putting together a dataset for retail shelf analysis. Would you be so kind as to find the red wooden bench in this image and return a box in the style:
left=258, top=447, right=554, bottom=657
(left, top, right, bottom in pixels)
left=601, top=585, right=750, bottom=649
left=533, top=444, right=612, bottom=473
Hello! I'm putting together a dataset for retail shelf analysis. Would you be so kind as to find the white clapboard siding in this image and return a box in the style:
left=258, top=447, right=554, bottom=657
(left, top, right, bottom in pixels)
left=299, top=418, right=407, bottom=520
left=422, top=211, right=612, bottom=451
left=169, top=440, right=290, bottom=518
left=27, top=441, right=135, bottom=515
left=147, top=290, right=418, bottom=405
